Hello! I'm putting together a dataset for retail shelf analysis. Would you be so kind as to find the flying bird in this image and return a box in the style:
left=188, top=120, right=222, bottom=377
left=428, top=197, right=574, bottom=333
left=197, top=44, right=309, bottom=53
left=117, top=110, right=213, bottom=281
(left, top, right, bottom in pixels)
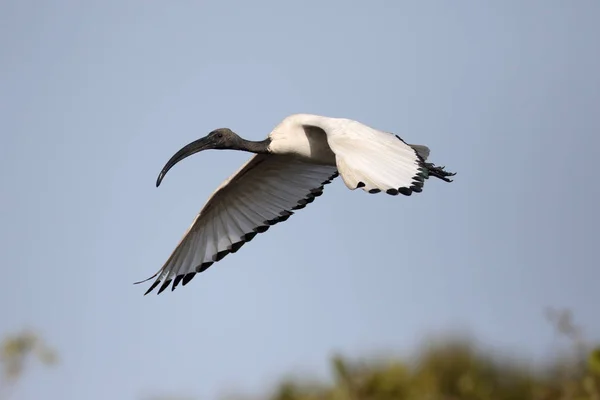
left=136, top=114, right=455, bottom=295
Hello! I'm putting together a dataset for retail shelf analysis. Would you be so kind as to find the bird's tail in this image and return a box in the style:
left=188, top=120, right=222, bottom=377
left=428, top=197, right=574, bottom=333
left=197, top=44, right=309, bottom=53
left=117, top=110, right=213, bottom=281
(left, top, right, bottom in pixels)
left=407, top=144, right=455, bottom=182
left=408, top=144, right=430, bottom=160
left=422, top=163, right=456, bottom=182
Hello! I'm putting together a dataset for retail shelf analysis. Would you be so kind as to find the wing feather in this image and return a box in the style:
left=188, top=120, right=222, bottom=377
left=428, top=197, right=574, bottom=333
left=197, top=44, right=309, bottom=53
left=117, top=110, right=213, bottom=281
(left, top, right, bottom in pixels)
left=139, top=154, right=338, bottom=295
left=299, top=116, right=454, bottom=196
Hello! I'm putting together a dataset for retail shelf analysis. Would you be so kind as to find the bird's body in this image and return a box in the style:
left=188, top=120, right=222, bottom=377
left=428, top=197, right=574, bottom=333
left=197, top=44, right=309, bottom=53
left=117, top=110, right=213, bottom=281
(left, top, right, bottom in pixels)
left=268, top=114, right=337, bottom=165
left=137, top=114, right=456, bottom=295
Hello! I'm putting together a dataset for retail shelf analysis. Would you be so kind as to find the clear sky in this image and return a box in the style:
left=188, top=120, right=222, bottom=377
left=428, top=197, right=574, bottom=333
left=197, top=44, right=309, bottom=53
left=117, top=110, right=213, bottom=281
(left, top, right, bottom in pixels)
left=1, top=1, right=599, bottom=399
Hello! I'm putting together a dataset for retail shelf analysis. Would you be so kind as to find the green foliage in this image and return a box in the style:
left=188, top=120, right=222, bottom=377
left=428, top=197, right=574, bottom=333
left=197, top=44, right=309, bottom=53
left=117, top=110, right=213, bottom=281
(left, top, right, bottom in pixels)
left=259, top=341, right=600, bottom=400
left=588, top=348, right=600, bottom=377
left=232, top=310, right=600, bottom=400
left=0, top=330, right=57, bottom=399
left=2, top=309, right=599, bottom=400
left=0, top=330, right=57, bottom=382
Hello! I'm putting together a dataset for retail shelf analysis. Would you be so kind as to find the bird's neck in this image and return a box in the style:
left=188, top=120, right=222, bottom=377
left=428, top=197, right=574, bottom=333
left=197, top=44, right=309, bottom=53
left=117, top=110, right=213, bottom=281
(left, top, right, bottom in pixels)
left=237, top=138, right=272, bottom=154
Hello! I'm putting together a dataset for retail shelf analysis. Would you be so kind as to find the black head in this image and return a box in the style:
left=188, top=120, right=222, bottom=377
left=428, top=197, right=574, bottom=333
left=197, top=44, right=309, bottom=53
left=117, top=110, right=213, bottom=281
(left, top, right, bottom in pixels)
left=205, top=128, right=243, bottom=149
left=156, top=127, right=241, bottom=187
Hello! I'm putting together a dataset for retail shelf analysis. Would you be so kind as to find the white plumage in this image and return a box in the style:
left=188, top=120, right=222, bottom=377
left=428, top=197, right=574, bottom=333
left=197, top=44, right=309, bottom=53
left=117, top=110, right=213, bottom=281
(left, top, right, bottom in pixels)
left=137, top=114, right=455, bottom=295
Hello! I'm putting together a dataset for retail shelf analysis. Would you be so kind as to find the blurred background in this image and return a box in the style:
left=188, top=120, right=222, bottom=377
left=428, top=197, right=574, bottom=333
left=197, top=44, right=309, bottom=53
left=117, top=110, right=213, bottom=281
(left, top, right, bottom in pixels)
left=1, top=1, right=599, bottom=399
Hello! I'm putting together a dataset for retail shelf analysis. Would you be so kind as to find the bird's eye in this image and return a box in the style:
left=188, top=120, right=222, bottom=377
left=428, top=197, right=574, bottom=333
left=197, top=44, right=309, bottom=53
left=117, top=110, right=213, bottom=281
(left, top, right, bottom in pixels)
left=216, top=133, right=223, bottom=139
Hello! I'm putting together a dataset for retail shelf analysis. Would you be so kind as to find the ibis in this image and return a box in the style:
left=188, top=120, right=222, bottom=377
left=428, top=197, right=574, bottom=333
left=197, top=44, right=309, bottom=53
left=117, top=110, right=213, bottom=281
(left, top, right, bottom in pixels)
left=136, top=114, right=456, bottom=295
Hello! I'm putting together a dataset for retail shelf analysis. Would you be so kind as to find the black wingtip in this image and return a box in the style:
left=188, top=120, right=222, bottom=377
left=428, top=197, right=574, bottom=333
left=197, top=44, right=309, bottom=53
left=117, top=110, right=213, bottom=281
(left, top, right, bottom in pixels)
left=144, top=280, right=161, bottom=296
left=182, top=273, right=196, bottom=286
left=172, top=275, right=184, bottom=291
left=157, top=279, right=172, bottom=295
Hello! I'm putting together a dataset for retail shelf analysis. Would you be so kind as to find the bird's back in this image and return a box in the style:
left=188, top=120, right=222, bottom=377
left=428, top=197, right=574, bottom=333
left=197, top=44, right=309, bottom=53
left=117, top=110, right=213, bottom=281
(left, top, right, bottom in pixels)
left=268, top=114, right=338, bottom=165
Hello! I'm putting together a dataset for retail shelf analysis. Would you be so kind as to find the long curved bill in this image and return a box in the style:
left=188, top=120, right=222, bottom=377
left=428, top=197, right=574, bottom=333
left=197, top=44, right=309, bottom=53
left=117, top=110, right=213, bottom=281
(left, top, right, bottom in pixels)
left=156, top=136, right=214, bottom=187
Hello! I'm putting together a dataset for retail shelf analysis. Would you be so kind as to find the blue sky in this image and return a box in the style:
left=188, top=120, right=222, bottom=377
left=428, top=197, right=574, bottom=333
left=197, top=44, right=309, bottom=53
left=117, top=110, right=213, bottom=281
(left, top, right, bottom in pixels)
left=1, top=1, right=599, bottom=399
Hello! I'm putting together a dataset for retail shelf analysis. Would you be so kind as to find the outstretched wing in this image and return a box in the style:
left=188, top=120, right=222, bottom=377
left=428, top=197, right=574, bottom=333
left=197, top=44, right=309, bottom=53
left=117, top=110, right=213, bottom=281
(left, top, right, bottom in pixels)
left=137, top=154, right=338, bottom=295
left=301, top=116, right=454, bottom=196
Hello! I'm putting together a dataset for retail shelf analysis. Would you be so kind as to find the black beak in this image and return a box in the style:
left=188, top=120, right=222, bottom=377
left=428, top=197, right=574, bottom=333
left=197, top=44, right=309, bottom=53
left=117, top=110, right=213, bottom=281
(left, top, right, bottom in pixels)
left=156, top=136, right=215, bottom=187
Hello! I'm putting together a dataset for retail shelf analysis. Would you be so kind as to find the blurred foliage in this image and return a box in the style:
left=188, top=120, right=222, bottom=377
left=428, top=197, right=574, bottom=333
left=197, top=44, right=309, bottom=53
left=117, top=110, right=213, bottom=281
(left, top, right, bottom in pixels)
left=2, top=309, right=600, bottom=400
left=0, top=329, right=57, bottom=398
left=230, top=309, right=600, bottom=400
left=259, top=342, right=600, bottom=400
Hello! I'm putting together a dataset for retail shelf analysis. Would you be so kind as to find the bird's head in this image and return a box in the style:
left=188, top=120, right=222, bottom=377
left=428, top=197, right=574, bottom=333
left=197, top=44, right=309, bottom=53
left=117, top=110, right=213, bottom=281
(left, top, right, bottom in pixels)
left=205, top=128, right=242, bottom=149
left=156, top=128, right=242, bottom=187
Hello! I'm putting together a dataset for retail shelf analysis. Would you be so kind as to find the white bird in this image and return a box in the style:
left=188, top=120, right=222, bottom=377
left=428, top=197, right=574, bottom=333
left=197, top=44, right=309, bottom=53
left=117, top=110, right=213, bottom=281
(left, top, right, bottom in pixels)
left=136, top=114, right=455, bottom=295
